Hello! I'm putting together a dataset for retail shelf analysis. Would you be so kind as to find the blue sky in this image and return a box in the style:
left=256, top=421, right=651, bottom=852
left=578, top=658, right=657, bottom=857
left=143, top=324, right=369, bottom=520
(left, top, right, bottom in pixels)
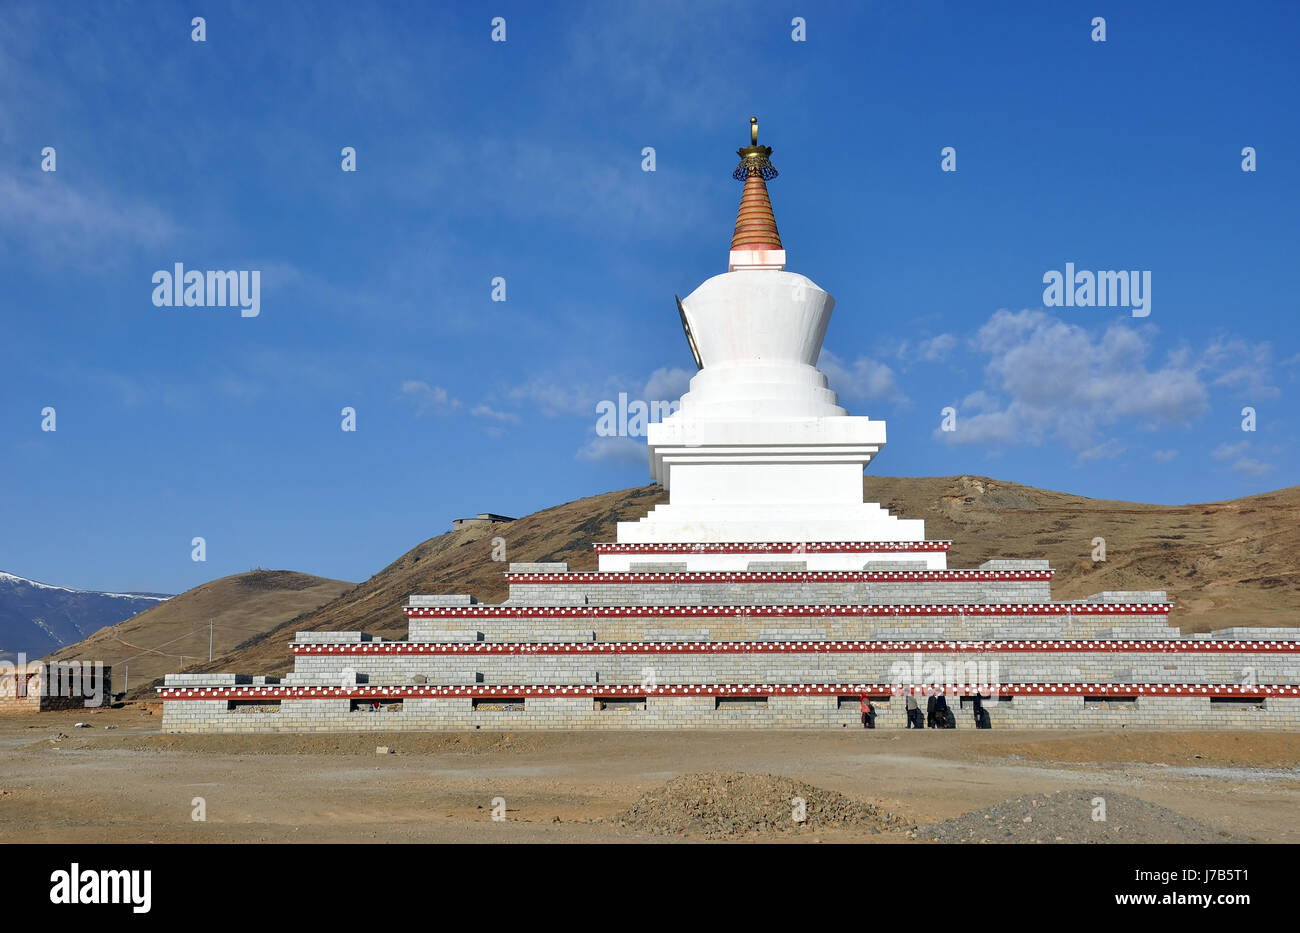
left=1, top=1, right=1297, bottom=594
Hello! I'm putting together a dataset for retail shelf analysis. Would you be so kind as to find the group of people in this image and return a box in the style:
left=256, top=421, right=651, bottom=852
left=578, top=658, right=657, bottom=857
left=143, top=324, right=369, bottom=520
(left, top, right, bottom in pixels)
left=858, top=691, right=991, bottom=729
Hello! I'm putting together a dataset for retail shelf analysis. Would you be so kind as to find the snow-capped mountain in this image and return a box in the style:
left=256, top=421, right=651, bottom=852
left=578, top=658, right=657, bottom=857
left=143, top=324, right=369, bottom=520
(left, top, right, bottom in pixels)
left=0, top=571, right=171, bottom=661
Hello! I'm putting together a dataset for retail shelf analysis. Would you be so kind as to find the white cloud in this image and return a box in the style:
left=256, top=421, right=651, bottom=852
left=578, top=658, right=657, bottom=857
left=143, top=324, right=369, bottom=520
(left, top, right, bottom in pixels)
left=1231, top=458, right=1275, bottom=477
left=960, top=390, right=1000, bottom=412
left=576, top=435, right=648, bottom=466
left=0, top=170, right=178, bottom=264
left=511, top=365, right=693, bottom=464
left=642, top=366, right=693, bottom=403
left=938, top=309, right=1208, bottom=452
left=917, top=333, right=957, bottom=362
left=820, top=350, right=906, bottom=403
left=1211, top=441, right=1248, bottom=462
left=470, top=404, right=520, bottom=424
left=508, top=379, right=596, bottom=418
left=1078, top=438, right=1126, bottom=461
left=944, top=405, right=1022, bottom=444
left=401, top=380, right=460, bottom=415
left=1152, top=449, right=1179, bottom=462
left=1211, top=440, right=1273, bottom=476
left=510, top=365, right=694, bottom=424
left=1202, top=337, right=1281, bottom=399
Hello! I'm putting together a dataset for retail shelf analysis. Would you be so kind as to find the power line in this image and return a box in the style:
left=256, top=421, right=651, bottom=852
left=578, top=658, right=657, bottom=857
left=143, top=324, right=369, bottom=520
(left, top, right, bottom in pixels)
left=88, top=619, right=294, bottom=665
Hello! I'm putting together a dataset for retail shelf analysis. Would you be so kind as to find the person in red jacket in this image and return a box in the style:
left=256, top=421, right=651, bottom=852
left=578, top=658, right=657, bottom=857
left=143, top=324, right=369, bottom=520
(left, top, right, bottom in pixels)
left=860, top=694, right=876, bottom=729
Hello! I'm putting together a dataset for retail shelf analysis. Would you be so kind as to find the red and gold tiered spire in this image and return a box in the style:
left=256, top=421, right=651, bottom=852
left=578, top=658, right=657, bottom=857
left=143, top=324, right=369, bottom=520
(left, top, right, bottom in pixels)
left=727, top=117, right=786, bottom=271
left=730, top=116, right=783, bottom=252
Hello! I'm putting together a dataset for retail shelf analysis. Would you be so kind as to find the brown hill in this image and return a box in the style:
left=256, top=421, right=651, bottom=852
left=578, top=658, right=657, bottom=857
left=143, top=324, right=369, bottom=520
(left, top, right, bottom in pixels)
left=151, top=477, right=1299, bottom=694
left=46, top=570, right=353, bottom=696
left=887, top=475, right=1300, bottom=632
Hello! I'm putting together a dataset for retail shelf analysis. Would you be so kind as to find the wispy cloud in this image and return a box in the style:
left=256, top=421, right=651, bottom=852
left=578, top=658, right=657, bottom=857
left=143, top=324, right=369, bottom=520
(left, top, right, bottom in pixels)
left=642, top=366, right=693, bottom=402
left=576, top=435, right=648, bottom=466
left=471, top=404, right=519, bottom=424
left=820, top=350, right=906, bottom=403
left=1211, top=440, right=1274, bottom=476
left=505, top=364, right=693, bottom=464
left=562, top=0, right=759, bottom=125
left=509, top=366, right=693, bottom=421
left=1202, top=337, right=1281, bottom=399
left=0, top=170, right=178, bottom=265
left=1078, top=438, right=1126, bottom=461
left=401, top=380, right=461, bottom=415
left=508, top=379, right=597, bottom=419
left=917, top=333, right=957, bottom=362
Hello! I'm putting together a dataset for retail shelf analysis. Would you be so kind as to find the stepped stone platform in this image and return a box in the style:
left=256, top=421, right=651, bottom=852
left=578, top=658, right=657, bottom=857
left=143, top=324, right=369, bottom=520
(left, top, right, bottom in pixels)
left=159, top=541, right=1300, bottom=733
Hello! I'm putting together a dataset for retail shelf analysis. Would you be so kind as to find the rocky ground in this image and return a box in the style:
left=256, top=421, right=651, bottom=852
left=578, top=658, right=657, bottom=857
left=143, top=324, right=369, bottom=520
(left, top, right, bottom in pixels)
left=0, top=705, right=1296, bottom=844
left=912, top=789, right=1248, bottom=844
left=607, top=772, right=906, bottom=837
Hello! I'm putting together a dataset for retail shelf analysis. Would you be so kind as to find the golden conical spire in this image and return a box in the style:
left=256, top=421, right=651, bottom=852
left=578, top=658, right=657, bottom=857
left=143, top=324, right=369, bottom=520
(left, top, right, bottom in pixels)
left=730, top=117, right=783, bottom=251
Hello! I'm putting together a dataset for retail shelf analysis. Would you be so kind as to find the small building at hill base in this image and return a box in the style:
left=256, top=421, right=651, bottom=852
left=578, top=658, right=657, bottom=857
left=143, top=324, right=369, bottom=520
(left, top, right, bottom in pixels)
left=451, top=513, right=516, bottom=531
left=1, top=659, right=112, bottom=713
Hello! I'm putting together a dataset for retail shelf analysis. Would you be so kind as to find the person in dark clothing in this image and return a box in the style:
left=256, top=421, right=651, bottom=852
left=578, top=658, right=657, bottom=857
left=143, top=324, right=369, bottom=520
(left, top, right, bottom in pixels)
left=859, top=694, right=876, bottom=729
left=926, top=690, right=938, bottom=728
left=933, top=692, right=949, bottom=727
left=905, top=691, right=921, bottom=729
left=971, top=694, right=984, bottom=726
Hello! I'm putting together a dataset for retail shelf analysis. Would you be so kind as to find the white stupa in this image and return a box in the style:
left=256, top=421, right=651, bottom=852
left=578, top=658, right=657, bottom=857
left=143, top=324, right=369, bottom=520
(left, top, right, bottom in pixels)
left=161, top=118, right=1291, bottom=738
left=608, top=118, right=937, bottom=572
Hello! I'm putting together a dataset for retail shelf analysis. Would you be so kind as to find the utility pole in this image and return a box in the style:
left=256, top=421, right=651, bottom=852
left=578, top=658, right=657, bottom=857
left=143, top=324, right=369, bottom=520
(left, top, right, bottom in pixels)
left=209, top=618, right=214, bottom=662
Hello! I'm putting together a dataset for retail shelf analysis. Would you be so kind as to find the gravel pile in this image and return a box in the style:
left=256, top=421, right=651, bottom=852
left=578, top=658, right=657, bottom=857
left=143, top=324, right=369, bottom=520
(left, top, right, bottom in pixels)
left=912, top=789, right=1247, bottom=844
left=609, top=771, right=906, bottom=837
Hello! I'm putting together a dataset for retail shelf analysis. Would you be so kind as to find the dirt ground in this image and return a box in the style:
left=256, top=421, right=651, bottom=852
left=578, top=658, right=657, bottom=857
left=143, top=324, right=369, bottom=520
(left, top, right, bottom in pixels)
left=1, top=704, right=1297, bottom=844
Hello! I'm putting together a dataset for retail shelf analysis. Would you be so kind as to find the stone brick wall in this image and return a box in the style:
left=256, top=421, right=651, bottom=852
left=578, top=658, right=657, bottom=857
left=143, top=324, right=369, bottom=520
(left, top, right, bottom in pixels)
left=161, top=694, right=1300, bottom=733
left=406, top=613, right=1178, bottom=643
left=286, top=650, right=1299, bottom=687
left=503, top=579, right=1055, bottom=606
left=0, top=666, right=41, bottom=713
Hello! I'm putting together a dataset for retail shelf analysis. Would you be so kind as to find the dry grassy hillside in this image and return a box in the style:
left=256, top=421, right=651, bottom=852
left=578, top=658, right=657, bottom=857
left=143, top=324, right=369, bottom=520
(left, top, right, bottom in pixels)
left=46, top=570, right=352, bottom=695
left=148, top=477, right=1299, bottom=693
left=145, top=486, right=665, bottom=695
left=886, top=476, right=1300, bottom=631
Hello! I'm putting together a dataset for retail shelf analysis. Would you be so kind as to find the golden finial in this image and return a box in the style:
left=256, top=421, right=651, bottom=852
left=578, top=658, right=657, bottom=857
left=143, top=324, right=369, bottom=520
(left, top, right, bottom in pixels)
left=733, top=115, right=777, bottom=181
